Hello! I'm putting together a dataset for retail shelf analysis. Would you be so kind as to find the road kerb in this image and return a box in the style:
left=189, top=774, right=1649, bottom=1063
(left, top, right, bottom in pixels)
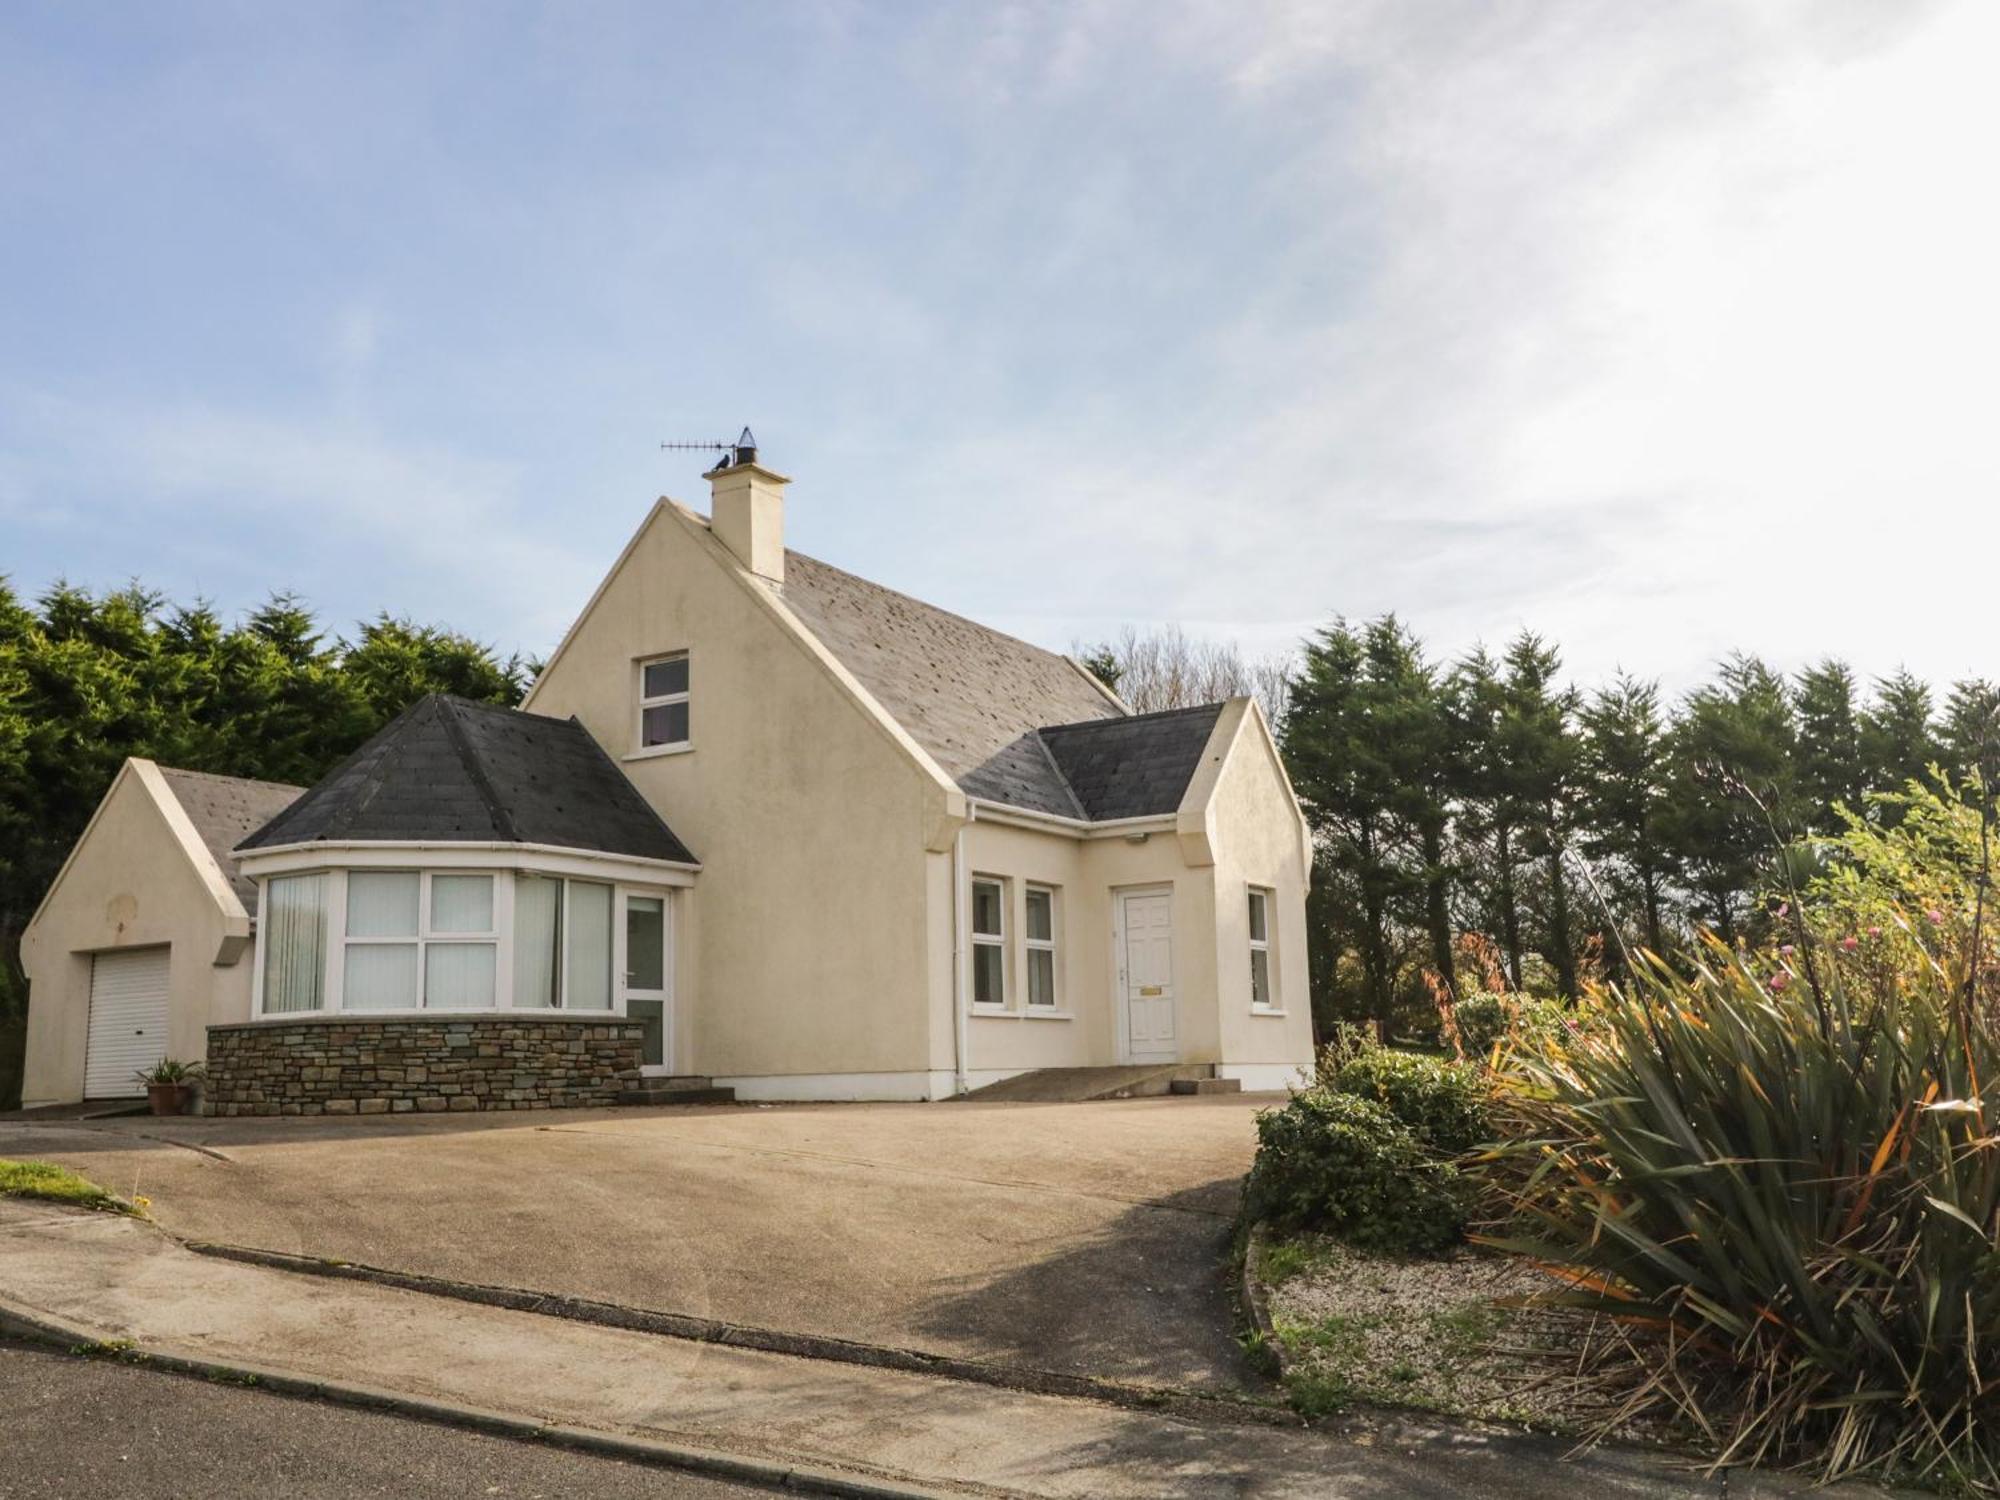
left=0, top=1292, right=960, bottom=1500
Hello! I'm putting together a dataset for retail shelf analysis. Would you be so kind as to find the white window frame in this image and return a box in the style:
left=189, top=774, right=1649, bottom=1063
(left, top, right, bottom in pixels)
left=1023, top=884, right=1062, bottom=1012
left=1248, top=885, right=1280, bottom=1013
left=338, top=870, right=503, bottom=1012
left=250, top=858, right=682, bottom=1021
left=969, top=875, right=1009, bottom=1010
left=633, top=651, right=691, bottom=757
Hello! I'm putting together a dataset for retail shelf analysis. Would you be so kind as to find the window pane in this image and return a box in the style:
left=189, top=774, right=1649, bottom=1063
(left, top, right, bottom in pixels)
left=262, top=874, right=326, bottom=1014
left=431, top=874, right=494, bottom=934
left=1248, top=889, right=1267, bottom=943
left=1028, top=947, right=1056, bottom=1007
left=973, top=943, right=1005, bottom=1006
left=629, top=998, right=666, bottom=1069
left=566, top=880, right=613, bottom=1010
left=626, top=896, right=665, bottom=991
left=347, top=871, right=418, bottom=937
left=972, top=880, right=1002, bottom=937
left=513, top=875, right=562, bottom=1007
left=345, top=943, right=418, bottom=1009
left=1251, top=948, right=1271, bottom=1009
left=426, top=942, right=496, bottom=1008
left=643, top=656, right=688, bottom=699
left=1025, top=888, right=1053, bottom=943
left=641, top=701, right=690, bottom=747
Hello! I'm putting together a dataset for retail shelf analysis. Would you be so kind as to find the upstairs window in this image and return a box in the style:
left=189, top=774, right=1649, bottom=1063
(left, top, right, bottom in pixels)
left=971, top=877, right=1006, bottom=1007
left=638, top=653, right=690, bottom=750
left=1248, top=887, right=1275, bottom=1010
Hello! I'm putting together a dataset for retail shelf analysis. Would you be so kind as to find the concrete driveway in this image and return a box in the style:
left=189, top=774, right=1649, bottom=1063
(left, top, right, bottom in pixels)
left=0, top=1094, right=1272, bottom=1394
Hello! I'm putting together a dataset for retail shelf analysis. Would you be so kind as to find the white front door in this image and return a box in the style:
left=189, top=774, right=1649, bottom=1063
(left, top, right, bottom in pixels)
left=1117, top=889, right=1178, bottom=1062
left=86, top=946, right=170, bottom=1098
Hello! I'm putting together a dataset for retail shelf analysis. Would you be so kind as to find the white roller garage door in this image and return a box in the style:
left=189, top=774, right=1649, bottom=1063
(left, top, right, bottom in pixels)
left=85, top=947, right=170, bottom=1099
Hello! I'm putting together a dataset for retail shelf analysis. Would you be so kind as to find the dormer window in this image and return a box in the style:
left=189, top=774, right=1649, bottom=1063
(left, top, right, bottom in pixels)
left=638, top=653, right=690, bottom=751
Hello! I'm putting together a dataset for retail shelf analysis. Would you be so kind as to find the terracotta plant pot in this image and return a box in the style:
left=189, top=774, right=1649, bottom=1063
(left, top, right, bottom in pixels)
left=147, top=1081, right=192, bottom=1117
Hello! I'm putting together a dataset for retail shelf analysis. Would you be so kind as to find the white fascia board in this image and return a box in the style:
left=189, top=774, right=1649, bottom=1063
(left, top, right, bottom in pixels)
left=965, top=799, right=1177, bottom=840
left=237, top=841, right=698, bottom=886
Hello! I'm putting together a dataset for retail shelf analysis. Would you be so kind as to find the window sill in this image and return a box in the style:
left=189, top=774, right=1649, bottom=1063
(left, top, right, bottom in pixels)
left=1249, top=1007, right=1289, bottom=1018
left=624, top=743, right=694, bottom=762
left=968, top=1003, right=1013, bottom=1016
left=1021, top=1009, right=1073, bottom=1021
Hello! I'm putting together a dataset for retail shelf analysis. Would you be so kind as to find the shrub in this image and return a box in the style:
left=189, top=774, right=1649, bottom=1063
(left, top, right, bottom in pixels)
left=1487, top=931, right=2000, bottom=1489
left=1444, top=989, right=1580, bottom=1065
left=1327, top=1047, right=1491, bottom=1156
left=1244, top=1089, right=1467, bottom=1254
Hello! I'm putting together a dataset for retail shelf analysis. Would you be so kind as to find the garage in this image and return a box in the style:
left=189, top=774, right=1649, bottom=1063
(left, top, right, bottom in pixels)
left=84, top=946, right=170, bottom=1099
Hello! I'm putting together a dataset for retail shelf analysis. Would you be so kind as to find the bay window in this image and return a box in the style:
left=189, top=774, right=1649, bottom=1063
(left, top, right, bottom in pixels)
left=261, top=873, right=327, bottom=1014
left=343, top=871, right=498, bottom=1010
left=254, top=867, right=661, bottom=1017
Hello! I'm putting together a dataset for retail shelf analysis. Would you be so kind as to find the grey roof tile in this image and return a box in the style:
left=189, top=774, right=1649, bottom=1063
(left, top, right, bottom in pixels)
left=238, top=697, right=695, bottom=864
left=1040, top=702, right=1227, bottom=821
left=154, top=767, right=305, bottom=908
left=778, top=548, right=1123, bottom=784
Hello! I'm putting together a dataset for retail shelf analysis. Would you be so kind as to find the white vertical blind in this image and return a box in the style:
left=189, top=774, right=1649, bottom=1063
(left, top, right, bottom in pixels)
left=347, top=872, right=419, bottom=936
left=344, top=944, right=418, bottom=1009
left=566, top=880, right=612, bottom=1010
left=426, top=942, right=496, bottom=1007
left=431, top=874, right=494, bottom=934
left=513, top=875, right=561, bottom=1007
left=262, top=874, right=327, bottom=1014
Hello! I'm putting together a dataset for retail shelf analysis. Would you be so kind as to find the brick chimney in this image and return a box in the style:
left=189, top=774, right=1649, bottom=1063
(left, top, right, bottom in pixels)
left=705, top=428, right=789, bottom=584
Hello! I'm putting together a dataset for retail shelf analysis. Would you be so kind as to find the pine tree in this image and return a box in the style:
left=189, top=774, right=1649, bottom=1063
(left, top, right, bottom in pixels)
left=1793, top=659, right=1866, bottom=833
left=1577, top=674, right=1676, bottom=959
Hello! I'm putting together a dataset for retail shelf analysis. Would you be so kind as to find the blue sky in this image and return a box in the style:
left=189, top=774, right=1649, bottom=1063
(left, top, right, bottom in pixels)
left=4, top=2, right=1996, bottom=691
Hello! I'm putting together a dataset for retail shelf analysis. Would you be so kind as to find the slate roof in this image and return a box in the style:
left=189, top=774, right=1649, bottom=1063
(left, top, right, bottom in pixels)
left=960, top=702, right=1229, bottom=822
left=154, top=766, right=305, bottom=907
left=238, top=696, right=696, bottom=864
left=777, top=547, right=1124, bottom=784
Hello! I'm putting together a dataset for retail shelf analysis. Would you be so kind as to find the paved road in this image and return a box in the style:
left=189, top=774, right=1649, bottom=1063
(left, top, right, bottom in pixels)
left=0, top=1339, right=768, bottom=1500
left=0, top=1095, right=1272, bottom=1392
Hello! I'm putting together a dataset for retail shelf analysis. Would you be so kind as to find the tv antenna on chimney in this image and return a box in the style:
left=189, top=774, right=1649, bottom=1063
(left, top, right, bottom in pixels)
left=661, top=427, right=758, bottom=468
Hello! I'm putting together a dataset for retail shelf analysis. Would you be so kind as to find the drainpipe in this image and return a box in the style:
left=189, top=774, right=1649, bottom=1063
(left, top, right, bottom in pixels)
left=951, top=806, right=977, bottom=1096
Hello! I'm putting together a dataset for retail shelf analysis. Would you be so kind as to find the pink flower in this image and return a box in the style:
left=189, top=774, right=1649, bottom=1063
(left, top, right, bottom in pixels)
left=1780, top=944, right=1796, bottom=957
left=1868, top=925, right=1883, bottom=939
left=1927, top=909, right=1946, bottom=926
left=1841, top=935, right=1858, bottom=952
left=1770, top=971, right=1791, bottom=992
left=1776, top=902, right=1790, bottom=918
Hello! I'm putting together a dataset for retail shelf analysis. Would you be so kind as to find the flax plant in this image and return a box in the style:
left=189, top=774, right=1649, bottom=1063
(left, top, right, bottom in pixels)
left=1485, top=922, right=2000, bottom=1489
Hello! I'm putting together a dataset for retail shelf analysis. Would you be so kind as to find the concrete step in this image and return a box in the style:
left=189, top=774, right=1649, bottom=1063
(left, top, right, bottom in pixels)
left=615, top=1078, right=736, bottom=1107
left=1168, top=1077, right=1242, bottom=1096
left=961, top=1063, right=1220, bottom=1103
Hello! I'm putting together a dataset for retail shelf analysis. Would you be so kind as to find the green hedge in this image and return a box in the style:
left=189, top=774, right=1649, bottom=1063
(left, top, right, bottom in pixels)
left=1327, top=1047, right=1491, bottom=1155
left=1243, top=1089, right=1468, bottom=1254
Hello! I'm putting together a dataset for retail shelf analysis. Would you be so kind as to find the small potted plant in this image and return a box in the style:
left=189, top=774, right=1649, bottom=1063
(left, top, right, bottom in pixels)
left=136, top=1058, right=204, bottom=1117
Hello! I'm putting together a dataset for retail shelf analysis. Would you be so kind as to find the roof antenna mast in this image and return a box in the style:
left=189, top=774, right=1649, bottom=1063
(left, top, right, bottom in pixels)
left=661, top=427, right=758, bottom=468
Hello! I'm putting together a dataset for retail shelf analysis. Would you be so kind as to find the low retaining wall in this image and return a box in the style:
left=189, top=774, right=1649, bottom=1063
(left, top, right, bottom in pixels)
left=203, top=1017, right=644, bottom=1116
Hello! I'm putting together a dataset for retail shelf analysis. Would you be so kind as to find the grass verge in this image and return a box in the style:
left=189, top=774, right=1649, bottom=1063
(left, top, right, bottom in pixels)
left=0, top=1158, right=132, bottom=1214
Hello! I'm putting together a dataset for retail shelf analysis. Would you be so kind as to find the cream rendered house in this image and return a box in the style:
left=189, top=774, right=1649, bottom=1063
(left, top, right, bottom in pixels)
left=19, top=441, right=1314, bottom=1110
left=521, top=442, right=1315, bottom=1100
